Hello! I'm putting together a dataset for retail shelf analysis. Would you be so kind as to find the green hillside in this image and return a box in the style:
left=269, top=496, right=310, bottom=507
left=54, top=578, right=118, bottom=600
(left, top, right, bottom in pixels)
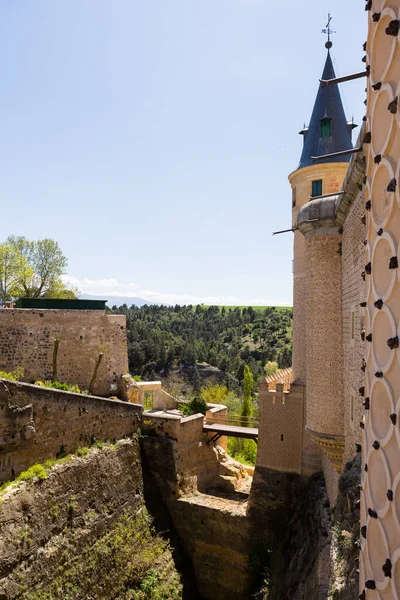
left=112, top=304, right=292, bottom=389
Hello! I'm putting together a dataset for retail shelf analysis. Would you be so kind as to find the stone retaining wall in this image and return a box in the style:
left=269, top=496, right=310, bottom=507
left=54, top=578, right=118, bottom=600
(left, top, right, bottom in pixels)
left=0, top=309, right=128, bottom=396
left=0, top=379, right=142, bottom=481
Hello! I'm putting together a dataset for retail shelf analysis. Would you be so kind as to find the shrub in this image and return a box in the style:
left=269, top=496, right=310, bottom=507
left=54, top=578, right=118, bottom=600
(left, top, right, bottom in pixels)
left=178, top=403, right=192, bottom=416
left=180, top=396, right=208, bottom=416
left=34, top=380, right=83, bottom=394
left=75, top=447, right=90, bottom=457
left=17, top=463, right=48, bottom=482
left=0, top=366, right=24, bottom=381
left=140, top=569, right=158, bottom=594
left=228, top=438, right=257, bottom=466
left=264, top=361, right=279, bottom=376
left=200, top=384, right=228, bottom=405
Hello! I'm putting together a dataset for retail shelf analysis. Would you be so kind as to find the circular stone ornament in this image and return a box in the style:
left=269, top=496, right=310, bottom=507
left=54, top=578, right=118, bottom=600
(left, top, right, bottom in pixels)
left=371, top=83, right=396, bottom=157
left=370, top=159, right=396, bottom=229
left=369, top=378, right=395, bottom=444
left=370, top=231, right=397, bottom=307
left=371, top=305, right=397, bottom=373
left=369, top=8, right=398, bottom=86
left=365, top=446, right=392, bottom=518
left=366, top=516, right=391, bottom=590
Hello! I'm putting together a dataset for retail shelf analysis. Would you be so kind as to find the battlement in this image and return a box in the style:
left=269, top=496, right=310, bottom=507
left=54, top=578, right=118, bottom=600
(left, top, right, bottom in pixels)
left=263, top=367, right=293, bottom=391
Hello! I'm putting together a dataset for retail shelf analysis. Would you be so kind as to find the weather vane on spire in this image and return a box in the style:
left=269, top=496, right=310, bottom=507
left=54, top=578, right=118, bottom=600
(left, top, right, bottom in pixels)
left=322, top=13, right=335, bottom=50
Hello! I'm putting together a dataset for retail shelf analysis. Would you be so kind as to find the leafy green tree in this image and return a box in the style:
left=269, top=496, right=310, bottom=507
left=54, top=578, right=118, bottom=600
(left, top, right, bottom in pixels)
left=242, top=365, right=253, bottom=418
left=0, top=243, right=29, bottom=305
left=201, top=384, right=228, bottom=405
left=192, top=367, right=201, bottom=393
left=4, top=236, right=76, bottom=299
left=264, top=361, right=279, bottom=376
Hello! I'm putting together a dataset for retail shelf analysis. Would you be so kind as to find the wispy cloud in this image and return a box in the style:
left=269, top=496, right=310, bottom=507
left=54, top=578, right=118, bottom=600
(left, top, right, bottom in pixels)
left=63, top=275, right=290, bottom=307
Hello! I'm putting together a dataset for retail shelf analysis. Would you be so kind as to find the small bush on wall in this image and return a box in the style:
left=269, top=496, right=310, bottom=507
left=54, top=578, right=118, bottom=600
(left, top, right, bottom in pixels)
left=0, top=367, right=24, bottom=381
left=179, top=396, right=208, bottom=416
left=34, top=380, right=87, bottom=394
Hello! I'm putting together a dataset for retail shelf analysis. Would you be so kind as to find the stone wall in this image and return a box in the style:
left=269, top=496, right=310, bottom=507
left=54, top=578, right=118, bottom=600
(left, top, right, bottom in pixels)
left=140, top=411, right=253, bottom=600
left=0, top=309, right=129, bottom=396
left=302, top=230, right=345, bottom=502
left=360, top=3, right=400, bottom=597
left=140, top=409, right=238, bottom=495
left=0, top=440, right=185, bottom=599
left=341, top=189, right=365, bottom=463
left=0, top=379, right=142, bottom=481
left=256, top=382, right=304, bottom=474
left=305, top=232, right=344, bottom=437
left=248, top=467, right=331, bottom=600
left=173, top=494, right=251, bottom=600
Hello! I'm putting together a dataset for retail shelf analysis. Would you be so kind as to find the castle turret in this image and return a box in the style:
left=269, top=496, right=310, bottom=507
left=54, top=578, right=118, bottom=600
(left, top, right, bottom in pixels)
left=289, top=43, right=356, bottom=480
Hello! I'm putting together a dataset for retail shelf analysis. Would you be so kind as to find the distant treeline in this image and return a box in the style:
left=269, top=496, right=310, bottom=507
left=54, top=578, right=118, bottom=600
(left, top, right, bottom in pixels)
left=111, top=304, right=292, bottom=384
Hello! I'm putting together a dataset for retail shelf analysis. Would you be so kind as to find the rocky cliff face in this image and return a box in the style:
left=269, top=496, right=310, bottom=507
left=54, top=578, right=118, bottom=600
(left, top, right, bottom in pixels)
left=328, top=455, right=360, bottom=600
left=249, top=460, right=360, bottom=600
left=248, top=467, right=331, bottom=599
left=0, top=440, right=183, bottom=599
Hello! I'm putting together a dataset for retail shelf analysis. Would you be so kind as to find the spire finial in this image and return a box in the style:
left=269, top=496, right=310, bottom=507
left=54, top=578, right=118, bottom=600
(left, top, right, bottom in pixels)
left=322, top=13, right=335, bottom=49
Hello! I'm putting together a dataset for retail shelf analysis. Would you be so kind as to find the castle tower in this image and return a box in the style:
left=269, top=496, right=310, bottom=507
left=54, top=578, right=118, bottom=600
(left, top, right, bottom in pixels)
left=288, top=43, right=356, bottom=482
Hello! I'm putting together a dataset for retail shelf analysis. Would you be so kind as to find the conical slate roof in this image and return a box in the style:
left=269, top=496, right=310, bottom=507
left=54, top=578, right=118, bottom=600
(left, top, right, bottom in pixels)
left=297, top=51, right=354, bottom=170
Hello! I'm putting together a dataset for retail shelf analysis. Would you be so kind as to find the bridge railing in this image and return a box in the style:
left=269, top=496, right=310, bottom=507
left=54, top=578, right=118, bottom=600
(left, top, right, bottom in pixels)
left=204, top=414, right=259, bottom=429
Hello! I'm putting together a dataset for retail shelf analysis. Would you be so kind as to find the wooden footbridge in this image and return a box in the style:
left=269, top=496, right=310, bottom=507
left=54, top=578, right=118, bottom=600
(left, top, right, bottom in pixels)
left=203, top=416, right=259, bottom=444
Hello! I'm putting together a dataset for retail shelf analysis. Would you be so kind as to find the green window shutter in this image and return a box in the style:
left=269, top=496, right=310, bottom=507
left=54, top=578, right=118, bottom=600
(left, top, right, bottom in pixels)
left=311, top=180, right=322, bottom=197
left=320, top=118, right=331, bottom=138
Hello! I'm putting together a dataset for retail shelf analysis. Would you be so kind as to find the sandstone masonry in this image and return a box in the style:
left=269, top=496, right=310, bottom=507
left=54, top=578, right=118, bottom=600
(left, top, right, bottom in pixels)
left=0, top=309, right=128, bottom=397
left=0, top=379, right=142, bottom=481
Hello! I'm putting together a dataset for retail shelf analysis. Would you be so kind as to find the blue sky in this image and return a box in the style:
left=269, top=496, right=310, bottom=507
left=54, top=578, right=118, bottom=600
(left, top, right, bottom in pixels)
left=1, top=1, right=366, bottom=305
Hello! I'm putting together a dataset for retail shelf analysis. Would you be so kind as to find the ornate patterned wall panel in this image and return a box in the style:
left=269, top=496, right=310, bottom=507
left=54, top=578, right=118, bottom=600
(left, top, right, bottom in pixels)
left=361, top=2, right=400, bottom=596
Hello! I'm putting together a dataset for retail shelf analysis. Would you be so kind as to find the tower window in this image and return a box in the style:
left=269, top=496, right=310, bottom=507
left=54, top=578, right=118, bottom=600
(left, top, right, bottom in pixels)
left=311, top=179, right=323, bottom=197
left=292, top=187, right=296, bottom=207
left=320, top=118, right=332, bottom=138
